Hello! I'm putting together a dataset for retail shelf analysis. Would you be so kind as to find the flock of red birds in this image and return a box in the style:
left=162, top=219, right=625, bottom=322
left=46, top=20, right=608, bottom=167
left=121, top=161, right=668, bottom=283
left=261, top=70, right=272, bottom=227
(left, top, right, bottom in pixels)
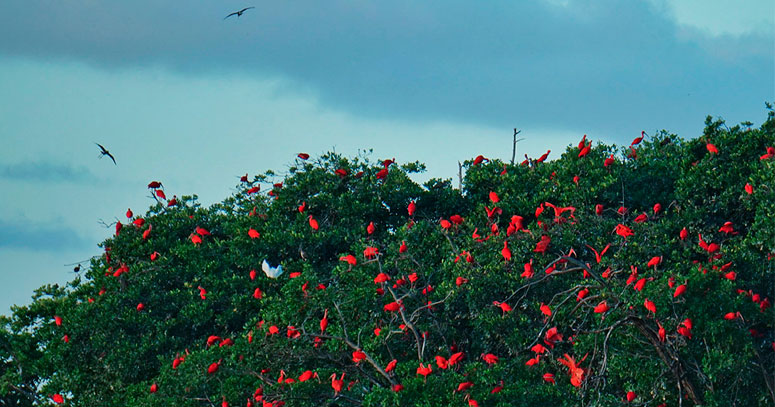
left=47, top=135, right=775, bottom=406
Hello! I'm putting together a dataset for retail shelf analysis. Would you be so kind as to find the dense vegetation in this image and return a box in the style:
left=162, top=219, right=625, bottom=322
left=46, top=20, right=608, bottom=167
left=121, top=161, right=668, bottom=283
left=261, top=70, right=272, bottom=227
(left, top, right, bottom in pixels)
left=1, top=109, right=774, bottom=407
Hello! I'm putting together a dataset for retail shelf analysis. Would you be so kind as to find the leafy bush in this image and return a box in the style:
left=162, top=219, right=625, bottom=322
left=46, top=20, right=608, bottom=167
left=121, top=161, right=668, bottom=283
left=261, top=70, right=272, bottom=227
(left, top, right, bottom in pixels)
left=2, top=109, right=774, bottom=407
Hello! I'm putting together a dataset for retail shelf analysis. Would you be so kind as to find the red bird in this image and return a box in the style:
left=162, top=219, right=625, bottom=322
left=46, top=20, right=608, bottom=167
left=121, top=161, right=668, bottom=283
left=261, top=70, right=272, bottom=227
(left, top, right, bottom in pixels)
left=54, top=315, right=62, bottom=326
left=674, top=283, right=687, bottom=298
left=536, top=150, right=550, bottom=163
left=330, top=373, right=344, bottom=395
left=208, top=360, right=222, bottom=374
left=366, top=222, right=375, bottom=235
left=385, top=359, right=397, bottom=372
left=543, top=373, right=555, bottom=384
left=481, top=353, right=499, bottom=365
left=615, top=224, right=634, bottom=238
left=339, top=255, right=357, bottom=266
left=745, top=183, right=754, bottom=195
left=352, top=350, right=367, bottom=364
left=644, top=298, right=656, bottom=314
left=416, top=363, right=433, bottom=381
left=407, top=201, right=416, bottom=216
left=298, top=153, right=310, bottom=160
left=51, top=394, right=65, bottom=404
left=647, top=256, right=662, bottom=269
left=593, top=301, right=609, bottom=314
left=577, top=134, right=587, bottom=149
left=308, top=216, right=319, bottom=231
left=631, top=131, right=645, bottom=146
left=472, top=155, right=488, bottom=165
left=604, top=154, right=614, bottom=167
left=578, top=142, right=591, bottom=158
left=540, top=303, right=552, bottom=317
left=248, top=229, right=261, bottom=239
left=706, top=143, right=719, bottom=154
left=585, top=244, right=610, bottom=264
left=489, top=191, right=500, bottom=203
left=147, top=181, right=162, bottom=189
left=493, top=301, right=512, bottom=315
left=501, top=241, right=512, bottom=262
left=298, top=370, right=317, bottom=382
left=320, top=309, right=329, bottom=333
left=626, top=391, right=637, bottom=402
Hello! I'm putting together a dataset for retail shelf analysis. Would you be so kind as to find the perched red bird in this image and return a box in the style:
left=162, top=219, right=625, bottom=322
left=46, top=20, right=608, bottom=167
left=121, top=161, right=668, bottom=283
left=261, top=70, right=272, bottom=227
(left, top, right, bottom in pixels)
left=501, top=241, right=512, bottom=262
left=320, top=309, right=329, bottom=333
left=745, top=183, right=754, bottom=195
left=339, top=255, right=357, bottom=266
left=481, top=353, right=499, bottom=365
left=631, top=131, right=645, bottom=146
left=647, top=256, right=662, bottom=269
left=385, top=359, right=397, bottom=372
left=578, top=142, right=591, bottom=158
left=416, top=363, right=433, bottom=381
left=308, top=216, right=319, bottom=231
left=407, top=201, right=416, bottom=216
left=540, top=303, right=552, bottom=317
left=366, top=222, right=375, bottom=235
left=51, top=394, right=65, bottom=404
left=493, top=301, right=512, bottom=315
left=208, top=360, right=222, bottom=374
left=706, top=143, right=719, bottom=154
left=674, top=283, right=687, bottom=298
left=644, top=299, right=656, bottom=314
left=298, top=153, right=310, bottom=160
left=626, top=391, right=636, bottom=402
left=593, top=301, right=609, bottom=314
left=330, top=373, right=344, bottom=395
left=604, top=154, right=614, bottom=167
left=248, top=229, right=261, bottom=239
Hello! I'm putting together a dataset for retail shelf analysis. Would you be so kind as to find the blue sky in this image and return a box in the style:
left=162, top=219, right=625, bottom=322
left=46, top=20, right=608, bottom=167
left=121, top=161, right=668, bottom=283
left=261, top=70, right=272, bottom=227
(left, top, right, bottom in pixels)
left=0, top=0, right=772, bottom=314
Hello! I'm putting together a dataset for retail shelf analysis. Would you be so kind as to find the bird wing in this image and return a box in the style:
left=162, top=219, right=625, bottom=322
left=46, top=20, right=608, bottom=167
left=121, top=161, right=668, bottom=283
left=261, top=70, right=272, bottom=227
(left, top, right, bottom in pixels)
left=95, top=142, right=108, bottom=153
left=224, top=12, right=238, bottom=19
left=241, top=7, right=256, bottom=12
left=106, top=152, right=116, bottom=165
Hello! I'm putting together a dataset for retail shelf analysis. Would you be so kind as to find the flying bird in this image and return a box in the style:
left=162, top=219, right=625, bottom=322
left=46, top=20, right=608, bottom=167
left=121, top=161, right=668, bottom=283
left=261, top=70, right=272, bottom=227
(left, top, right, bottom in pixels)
left=95, top=143, right=116, bottom=165
left=224, top=7, right=255, bottom=19
left=262, top=259, right=284, bottom=278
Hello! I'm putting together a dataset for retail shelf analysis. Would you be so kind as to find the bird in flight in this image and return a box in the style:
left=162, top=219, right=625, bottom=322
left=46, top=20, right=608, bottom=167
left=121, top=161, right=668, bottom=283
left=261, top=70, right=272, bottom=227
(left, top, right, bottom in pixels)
left=224, top=7, right=255, bottom=20
left=95, top=143, right=116, bottom=165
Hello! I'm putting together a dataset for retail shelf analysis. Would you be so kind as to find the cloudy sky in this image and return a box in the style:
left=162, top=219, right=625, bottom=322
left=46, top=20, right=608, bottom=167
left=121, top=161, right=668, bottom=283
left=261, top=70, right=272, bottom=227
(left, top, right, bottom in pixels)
left=0, top=0, right=772, bottom=314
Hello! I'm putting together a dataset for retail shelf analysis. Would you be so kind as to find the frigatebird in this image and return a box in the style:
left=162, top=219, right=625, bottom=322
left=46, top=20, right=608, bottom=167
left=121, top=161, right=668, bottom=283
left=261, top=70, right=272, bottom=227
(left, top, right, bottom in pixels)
left=95, top=143, right=116, bottom=165
left=224, top=7, right=255, bottom=20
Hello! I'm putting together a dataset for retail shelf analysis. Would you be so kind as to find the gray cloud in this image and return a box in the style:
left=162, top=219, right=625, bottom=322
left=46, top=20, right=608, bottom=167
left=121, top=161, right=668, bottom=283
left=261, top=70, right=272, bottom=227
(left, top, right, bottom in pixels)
left=0, top=0, right=771, bottom=140
left=0, top=161, right=99, bottom=183
left=0, top=219, right=91, bottom=251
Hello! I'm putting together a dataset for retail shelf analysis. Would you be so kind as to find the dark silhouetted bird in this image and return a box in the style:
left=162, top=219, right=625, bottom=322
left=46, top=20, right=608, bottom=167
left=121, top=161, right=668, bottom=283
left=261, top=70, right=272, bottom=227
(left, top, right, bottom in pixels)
left=224, top=7, right=255, bottom=19
left=96, top=143, right=116, bottom=165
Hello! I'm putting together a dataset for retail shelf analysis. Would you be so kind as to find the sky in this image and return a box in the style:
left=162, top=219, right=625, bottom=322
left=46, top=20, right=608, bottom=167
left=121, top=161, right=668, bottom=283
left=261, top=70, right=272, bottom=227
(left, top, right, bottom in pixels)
left=0, top=0, right=772, bottom=315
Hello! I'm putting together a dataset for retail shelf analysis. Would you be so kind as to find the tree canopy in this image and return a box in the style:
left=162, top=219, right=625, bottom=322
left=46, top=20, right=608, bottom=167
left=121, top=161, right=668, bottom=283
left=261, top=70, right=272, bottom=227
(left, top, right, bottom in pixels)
left=2, top=108, right=774, bottom=407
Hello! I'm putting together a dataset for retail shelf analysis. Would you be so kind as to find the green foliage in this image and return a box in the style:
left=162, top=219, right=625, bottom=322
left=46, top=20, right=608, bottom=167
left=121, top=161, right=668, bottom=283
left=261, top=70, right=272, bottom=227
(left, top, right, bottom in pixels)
left=1, top=110, right=774, bottom=406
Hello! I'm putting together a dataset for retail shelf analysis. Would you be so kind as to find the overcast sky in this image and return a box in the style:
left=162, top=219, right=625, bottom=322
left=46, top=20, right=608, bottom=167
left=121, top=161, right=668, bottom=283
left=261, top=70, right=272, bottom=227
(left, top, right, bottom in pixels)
left=0, top=0, right=772, bottom=315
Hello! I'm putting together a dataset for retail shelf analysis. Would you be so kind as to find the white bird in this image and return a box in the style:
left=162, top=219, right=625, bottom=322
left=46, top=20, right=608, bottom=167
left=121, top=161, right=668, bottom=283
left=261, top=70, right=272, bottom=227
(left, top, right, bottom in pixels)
left=262, top=260, right=284, bottom=278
